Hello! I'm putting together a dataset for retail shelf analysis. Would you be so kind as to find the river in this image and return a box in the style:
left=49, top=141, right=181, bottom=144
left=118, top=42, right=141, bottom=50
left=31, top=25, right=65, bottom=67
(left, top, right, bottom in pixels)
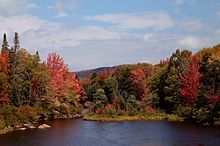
left=0, top=119, right=220, bottom=146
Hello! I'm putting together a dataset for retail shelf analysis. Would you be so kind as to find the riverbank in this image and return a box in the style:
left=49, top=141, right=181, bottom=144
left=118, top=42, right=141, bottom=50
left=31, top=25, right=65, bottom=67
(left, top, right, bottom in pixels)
left=0, top=114, right=82, bottom=135
left=83, top=113, right=184, bottom=122
left=1, top=114, right=220, bottom=135
left=83, top=114, right=220, bottom=126
left=0, top=123, right=51, bottom=134
left=0, top=113, right=184, bottom=134
left=0, top=127, right=13, bottom=135
left=0, top=113, right=82, bottom=135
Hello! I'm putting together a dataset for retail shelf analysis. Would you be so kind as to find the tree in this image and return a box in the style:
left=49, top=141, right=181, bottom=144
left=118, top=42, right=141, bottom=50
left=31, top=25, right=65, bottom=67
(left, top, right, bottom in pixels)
left=9, top=51, right=23, bottom=106
left=93, top=88, right=108, bottom=114
left=0, top=51, right=10, bottom=104
left=46, top=53, right=69, bottom=101
left=204, top=59, right=220, bottom=95
left=199, top=51, right=212, bottom=86
left=116, top=67, right=132, bottom=95
left=65, top=73, right=81, bottom=96
left=1, top=33, right=9, bottom=53
left=128, top=69, right=147, bottom=100
left=150, top=49, right=192, bottom=113
left=103, top=75, right=118, bottom=103
left=46, top=53, right=81, bottom=102
left=28, top=53, right=48, bottom=102
left=179, top=57, right=201, bottom=104
left=13, top=32, right=20, bottom=52
left=97, top=70, right=109, bottom=87
left=9, top=49, right=33, bottom=106
left=169, top=49, right=192, bottom=73
left=160, top=66, right=179, bottom=113
left=199, top=50, right=220, bottom=103
left=149, top=65, right=168, bottom=108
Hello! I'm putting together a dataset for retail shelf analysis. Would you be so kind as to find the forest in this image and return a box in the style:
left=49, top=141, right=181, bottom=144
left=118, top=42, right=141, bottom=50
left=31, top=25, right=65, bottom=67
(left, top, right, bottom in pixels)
left=81, top=45, right=220, bottom=124
left=0, top=33, right=83, bottom=132
left=0, top=33, right=220, bottom=133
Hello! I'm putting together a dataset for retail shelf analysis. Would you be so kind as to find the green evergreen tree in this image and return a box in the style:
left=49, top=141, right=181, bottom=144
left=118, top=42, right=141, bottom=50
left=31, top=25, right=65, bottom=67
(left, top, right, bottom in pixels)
left=1, top=33, right=9, bottom=53
left=13, top=32, right=20, bottom=52
left=150, top=49, right=192, bottom=113
left=103, top=76, right=118, bottom=103
left=117, top=67, right=132, bottom=96
left=93, top=88, right=108, bottom=109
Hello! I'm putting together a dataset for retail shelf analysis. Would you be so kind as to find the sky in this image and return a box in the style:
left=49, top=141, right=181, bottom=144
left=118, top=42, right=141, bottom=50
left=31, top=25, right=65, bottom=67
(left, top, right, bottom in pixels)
left=0, top=0, right=220, bottom=71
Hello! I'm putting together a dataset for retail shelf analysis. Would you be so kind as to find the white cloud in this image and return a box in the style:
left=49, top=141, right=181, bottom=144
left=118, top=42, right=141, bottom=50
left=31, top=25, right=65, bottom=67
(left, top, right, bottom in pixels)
left=27, top=3, right=39, bottom=9
left=0, top=13, right=215, bottom=71
left=55, top=12, right=68, bottom=18
left=0, top=12, right=216, bottom=71
left=213, top=29, right=220, bottom=36
left=176, top=19, right=204, bottom=32
left=84, top=11, right=175, bottom=30
left=0, top=2, right=217, bottom=71
left=0, top=15, right=55, bottom=34
left=23, top=25, right=121, bottom=50
left=0, top=0, right=27, bottom=16
left=216, top=11, right=220, bottom=18
left=49, top=0, right=78, bottom=17
left=174, top=0, right=196, bottom=5
left=0, top=0, right=38, bottom=16
left=143, top=34, right=158, bottom=43
left=178, top=36, right=201, bottom=48
left=0, top=14, right=123, bottom=52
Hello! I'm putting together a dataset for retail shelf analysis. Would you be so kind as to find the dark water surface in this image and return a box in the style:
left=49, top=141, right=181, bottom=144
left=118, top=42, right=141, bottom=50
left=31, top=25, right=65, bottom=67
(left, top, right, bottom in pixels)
left=0, top=119, right=220, bottom=146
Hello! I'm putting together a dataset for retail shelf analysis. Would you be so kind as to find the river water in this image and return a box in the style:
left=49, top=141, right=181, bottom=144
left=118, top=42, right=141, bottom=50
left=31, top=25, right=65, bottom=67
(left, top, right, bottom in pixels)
left=0, top=119, right=220, bottom=146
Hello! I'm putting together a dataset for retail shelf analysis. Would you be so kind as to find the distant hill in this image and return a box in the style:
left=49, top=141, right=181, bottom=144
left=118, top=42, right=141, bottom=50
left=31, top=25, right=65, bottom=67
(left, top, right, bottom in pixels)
left=74, top=66, right=116, bottom=79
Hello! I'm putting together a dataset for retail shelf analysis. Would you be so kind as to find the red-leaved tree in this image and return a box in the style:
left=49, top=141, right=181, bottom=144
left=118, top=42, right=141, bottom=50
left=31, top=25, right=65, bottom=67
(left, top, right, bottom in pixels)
left=179, top=57, right=201, bottom=104
left=0, top=51, right=10, bottom=104
left=129, top=69, right=147, bottom=100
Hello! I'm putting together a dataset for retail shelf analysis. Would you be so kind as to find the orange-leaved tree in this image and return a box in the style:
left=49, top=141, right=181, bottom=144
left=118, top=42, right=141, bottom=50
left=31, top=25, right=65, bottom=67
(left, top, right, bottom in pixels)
left=0, top=51, right=10, bottom=104
left=46, top=53, right=81, bottom=102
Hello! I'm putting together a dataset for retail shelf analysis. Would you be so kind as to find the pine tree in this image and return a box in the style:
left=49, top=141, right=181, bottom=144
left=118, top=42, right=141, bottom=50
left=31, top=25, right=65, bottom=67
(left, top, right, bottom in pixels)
left=13, top=32, right=20, bottom=52
left=1, top=33, right=9, bottom=53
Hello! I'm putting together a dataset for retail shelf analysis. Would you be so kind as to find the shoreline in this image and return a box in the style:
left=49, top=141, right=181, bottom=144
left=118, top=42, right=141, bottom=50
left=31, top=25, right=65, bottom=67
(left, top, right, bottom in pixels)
left=2, top=114, right=220, bottom=135
left=83, top=114, right=220, bottom=126
left=83, top=114, right=184, bottom=122
left=0, top=114, right=183, bottom=134
left=0, top=114, right=82, bottom=135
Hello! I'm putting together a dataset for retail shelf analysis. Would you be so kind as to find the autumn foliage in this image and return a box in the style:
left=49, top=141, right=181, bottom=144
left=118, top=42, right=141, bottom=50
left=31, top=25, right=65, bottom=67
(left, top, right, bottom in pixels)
left=0, top=33, right=83, bottom=128
left=129, top=69, right=147, bottom=100
left=46, top=53, right=81, bottom=104
left=47, top=53, right=70, bottom=99
left=1, top=33, right=220, bottom=126
left=41, top=52, right=82, bottom=117
left=0, top=51, right=10, bottom=104
left=179, top=57, right=201, bottom=104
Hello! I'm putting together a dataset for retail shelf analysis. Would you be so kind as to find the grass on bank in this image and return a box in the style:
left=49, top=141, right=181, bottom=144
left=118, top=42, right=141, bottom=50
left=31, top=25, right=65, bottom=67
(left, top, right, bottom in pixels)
left=83, top=112, right=184, bottom=122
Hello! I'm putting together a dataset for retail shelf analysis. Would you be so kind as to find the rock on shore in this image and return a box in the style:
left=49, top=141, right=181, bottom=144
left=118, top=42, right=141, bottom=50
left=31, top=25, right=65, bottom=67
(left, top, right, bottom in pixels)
left=38, top=124, right=51, bottom=129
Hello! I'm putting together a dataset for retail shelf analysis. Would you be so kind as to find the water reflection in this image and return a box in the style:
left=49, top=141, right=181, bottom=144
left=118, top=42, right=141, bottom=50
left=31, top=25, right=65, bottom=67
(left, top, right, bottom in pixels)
left=0, top=119, right=220, bottom=146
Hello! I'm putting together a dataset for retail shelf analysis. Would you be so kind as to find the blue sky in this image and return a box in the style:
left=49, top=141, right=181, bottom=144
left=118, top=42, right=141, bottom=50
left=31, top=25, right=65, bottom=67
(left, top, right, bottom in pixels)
left=0, top=0, right=220, bottom=71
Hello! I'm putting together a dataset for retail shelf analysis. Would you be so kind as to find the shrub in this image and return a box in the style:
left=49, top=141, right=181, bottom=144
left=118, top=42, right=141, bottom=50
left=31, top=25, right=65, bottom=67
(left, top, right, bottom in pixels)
left=0, top=115, right=5, bottom=129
